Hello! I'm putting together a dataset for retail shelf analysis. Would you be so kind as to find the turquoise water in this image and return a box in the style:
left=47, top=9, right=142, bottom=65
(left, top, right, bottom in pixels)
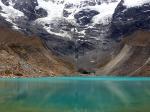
left=0, top=77, right=150, bottom=112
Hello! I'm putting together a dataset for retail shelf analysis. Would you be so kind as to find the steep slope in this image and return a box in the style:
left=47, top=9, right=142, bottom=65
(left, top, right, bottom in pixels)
left=96, top=30, right=150, bottom=76
left=0, top=27, right=75, bottom=77
left=111, top=0, right=150, bottom=39
left=0, top=0, right=150, bottom=76
left=0, top=0, right=121, bottom=63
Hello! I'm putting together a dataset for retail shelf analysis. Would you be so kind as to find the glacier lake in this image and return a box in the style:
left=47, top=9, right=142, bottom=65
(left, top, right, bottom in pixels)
left=0, top=77, right=150, bottom=112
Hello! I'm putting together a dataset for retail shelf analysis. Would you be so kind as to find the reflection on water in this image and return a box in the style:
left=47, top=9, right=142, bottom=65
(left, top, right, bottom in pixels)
left=0, top=77, right=150, bottom=112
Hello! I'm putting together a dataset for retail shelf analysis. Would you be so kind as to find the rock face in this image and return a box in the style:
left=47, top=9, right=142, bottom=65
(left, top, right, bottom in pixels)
left=0, top=0, right=150, bottom=76
left=111, top=0, right=150, bottom=39
left=97, top=30, right=150, bottom=76
left=74, top=9, right=99, bottom=25
left=0, top=27, right=75, bottom=77
left=1, top=0, right=48, bottom=20
left=0, top=0, right=121, bottom=64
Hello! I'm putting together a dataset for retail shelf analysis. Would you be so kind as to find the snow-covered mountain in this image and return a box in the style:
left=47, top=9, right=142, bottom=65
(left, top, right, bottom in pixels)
left=0, top=0, right=150, bottom=69
left=0, top=0, right=120, bottom=38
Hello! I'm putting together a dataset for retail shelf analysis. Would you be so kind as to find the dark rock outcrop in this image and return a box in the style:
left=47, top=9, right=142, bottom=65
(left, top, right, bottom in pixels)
left=111, top=0, right=150, bottom=39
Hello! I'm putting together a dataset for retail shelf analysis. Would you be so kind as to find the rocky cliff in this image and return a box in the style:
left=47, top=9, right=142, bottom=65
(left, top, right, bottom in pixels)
left=0, top=27, right=75, bottom=77
left=97, top=30, right=150, bottom=76
left=0, top=0, right=150, bottom=76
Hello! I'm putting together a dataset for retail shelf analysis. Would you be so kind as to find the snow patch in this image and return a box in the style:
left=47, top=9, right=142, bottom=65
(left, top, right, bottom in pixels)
left=123, top=0, right=150, bottom=8
left=0, top=0, right=24, bottom=29
left=36, top=0, right=121, bottom=38
left=44, top=25, right=72, bottom=39
left=91, top=1, right=121, bottom=25
left=36, top=0, right=65, bottom=21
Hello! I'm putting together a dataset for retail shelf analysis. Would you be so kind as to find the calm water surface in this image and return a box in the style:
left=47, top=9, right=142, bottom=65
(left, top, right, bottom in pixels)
left=0, top=77, right=150, bottom=112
